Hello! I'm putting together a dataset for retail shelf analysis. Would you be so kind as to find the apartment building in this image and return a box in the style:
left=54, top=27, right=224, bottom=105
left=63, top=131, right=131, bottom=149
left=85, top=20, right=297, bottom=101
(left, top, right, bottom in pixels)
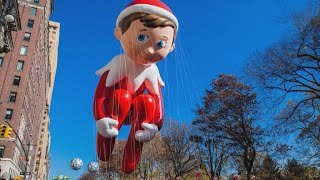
left=0, top=0, right=56, bottom=179
left=33, top=20, right=59, bottom=180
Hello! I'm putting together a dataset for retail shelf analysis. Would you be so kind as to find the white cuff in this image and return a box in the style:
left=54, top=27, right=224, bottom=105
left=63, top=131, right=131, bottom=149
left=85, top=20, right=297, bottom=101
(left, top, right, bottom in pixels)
left=135, top=123, right=158, bottom=142
left=96, top=117, right=119, bottom=138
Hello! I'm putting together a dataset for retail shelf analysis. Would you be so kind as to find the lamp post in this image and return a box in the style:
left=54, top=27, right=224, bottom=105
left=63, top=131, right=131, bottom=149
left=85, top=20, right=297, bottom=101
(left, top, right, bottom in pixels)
left=4, top=121, right=32, bottom=180
left=0, top=100, right=33, bottom=180
left=22, top=142, right=33, bottom=180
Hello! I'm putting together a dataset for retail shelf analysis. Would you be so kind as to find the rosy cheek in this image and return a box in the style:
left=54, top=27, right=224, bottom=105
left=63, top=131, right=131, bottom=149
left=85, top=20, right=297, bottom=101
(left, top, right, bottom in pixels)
left=126, top=39, right=134, bottom=48
left=121, top=39, right=128, bottom=48
left=159, top=48, right=170, bottom=57
left=133, top=45, right=142, bottom=55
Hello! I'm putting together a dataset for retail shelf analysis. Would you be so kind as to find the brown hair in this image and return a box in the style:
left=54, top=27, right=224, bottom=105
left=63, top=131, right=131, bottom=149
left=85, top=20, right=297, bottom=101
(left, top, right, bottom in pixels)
left=118, top=12, right=176, bottom=34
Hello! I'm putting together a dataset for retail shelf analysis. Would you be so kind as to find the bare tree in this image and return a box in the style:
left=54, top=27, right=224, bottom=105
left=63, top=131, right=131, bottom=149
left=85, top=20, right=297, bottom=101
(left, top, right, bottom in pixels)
left=193, top=74, right=266, bottom=180
left=138, top=133, right=167, bottom=179
left=160, top=120, right=201, bottom=179
left=245, top=5, right=320, bottom=165
left=190, top=130, right=229, bottom=180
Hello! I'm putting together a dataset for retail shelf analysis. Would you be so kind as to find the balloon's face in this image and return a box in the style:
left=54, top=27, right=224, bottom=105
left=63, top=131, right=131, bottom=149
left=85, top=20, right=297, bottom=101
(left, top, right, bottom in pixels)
left=115, top=19, right=175, bottom=65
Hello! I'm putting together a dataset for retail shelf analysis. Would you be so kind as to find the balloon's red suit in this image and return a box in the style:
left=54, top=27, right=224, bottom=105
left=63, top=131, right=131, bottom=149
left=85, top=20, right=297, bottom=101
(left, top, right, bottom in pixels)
left=93, top=54, right=165, bottom=173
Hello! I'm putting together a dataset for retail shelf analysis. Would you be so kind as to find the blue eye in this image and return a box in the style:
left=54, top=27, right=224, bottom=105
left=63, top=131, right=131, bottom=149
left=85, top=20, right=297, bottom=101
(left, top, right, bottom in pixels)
left=137, top=34, right=147, bottom=42
left=156, top=40, right=166, bottom=48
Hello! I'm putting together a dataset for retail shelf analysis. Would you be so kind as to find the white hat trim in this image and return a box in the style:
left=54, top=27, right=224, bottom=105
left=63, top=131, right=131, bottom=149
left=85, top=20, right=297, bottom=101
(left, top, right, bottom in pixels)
left=116, top=4, right=179, bottom=29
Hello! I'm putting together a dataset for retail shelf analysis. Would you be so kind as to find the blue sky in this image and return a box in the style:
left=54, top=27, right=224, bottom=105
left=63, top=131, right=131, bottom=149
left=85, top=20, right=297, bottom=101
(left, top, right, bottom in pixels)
left=48, top=0, right=315, bottom=178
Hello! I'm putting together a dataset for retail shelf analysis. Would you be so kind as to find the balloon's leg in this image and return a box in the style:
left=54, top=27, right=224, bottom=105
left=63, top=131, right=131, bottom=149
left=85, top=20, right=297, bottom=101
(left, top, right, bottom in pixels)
left=97, top=133, right=116, bottom=162
left=122, top=94, right=156, bottom=173
left=97, top=89, right=132, bottom=163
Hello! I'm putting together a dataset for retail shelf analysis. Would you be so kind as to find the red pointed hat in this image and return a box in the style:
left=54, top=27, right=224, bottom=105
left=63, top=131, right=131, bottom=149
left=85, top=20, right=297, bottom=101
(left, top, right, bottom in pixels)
left=116, top=0, right=179, bottom=29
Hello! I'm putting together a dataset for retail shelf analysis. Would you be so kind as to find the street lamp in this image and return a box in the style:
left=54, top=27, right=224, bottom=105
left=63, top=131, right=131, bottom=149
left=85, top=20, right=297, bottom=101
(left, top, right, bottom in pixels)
left=4, top=14, right=14, bottom=23
left=0, top=99, right=33, bottom=180
left=4, top=7, right=16, bottom=23
left=0, top=0, right=21, bottom=53
left=3, top=122, right=32, bottom=180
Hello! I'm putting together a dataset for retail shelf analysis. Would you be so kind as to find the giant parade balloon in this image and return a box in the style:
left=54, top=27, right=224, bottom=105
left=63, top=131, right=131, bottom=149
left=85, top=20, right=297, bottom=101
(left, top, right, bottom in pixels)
left=93, top=0, right=178, bottom=174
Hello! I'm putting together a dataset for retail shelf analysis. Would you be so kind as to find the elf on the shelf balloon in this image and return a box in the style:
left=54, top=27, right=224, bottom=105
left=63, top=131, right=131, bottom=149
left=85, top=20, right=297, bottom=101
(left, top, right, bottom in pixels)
left=93, top=0, right=178, bottom=173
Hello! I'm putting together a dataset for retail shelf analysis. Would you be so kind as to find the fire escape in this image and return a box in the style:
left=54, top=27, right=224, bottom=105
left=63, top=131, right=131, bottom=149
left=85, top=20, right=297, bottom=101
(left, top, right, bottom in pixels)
left=0, top=0, right=21, bottom=54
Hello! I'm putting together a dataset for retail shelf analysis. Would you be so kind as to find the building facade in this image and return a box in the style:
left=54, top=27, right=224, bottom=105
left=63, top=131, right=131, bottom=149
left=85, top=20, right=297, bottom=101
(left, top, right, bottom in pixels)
left=33, top=20, right=59, bottom=180
left=0, top=0, right=56, bottom=179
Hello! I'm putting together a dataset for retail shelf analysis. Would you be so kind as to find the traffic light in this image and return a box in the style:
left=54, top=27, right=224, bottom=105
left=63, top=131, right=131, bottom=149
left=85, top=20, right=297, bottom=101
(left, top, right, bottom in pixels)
left=0, top=124, right=7, bottom=138
left=14, top=176, right=23, bottom=180
left=4, top=125, right=12, bottom=138
left=0, top=124, right=12, bottom=138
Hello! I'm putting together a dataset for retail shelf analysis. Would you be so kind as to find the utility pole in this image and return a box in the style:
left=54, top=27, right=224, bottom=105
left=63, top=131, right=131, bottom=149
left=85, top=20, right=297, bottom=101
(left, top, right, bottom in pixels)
left=23, top=142, right=32, bottom=180
left=0, top=120, right=31, bottom=180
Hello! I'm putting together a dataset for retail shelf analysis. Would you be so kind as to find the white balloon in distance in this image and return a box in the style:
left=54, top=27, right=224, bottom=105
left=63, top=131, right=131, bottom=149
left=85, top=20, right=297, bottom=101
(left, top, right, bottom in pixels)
left=70, top=158, right=83, bottom=170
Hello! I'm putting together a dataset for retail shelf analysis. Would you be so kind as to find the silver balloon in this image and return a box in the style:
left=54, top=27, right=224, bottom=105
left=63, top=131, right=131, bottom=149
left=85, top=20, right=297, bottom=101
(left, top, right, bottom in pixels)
left=87, top=161, right=99, bottom=173
left=70, top=158, right=83, bottom=170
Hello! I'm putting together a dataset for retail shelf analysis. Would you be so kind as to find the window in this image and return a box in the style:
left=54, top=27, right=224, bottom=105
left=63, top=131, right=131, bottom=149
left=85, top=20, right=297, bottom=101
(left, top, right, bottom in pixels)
left=9, top=92, right=17, bottom=102
left=5, top=109, right=13, bottom=120
left=34, top=0, right=39, bottom=3
left=0, top=146, right=5, bottom=158
left=23, top=32, right=31, bottom=41
left=30, top=7, right=37, bottom=16
left=17, top=60, right=24, bottom=71
left=0, top=57, right=3, bottom=67
left=52, top=31, right=56, bottom=34
left=20, top=46, right=28, bottom=55
left=27, top=19, right=34, bottom=28
left=13, top=76, right=21, bottom=86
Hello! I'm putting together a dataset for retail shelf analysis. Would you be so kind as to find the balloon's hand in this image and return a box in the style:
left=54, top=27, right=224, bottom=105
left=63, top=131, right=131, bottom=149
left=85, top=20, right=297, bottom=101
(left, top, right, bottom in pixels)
left=135, top=123, right=158, bottom=142
left=96, top=117, right=119, bottom=138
